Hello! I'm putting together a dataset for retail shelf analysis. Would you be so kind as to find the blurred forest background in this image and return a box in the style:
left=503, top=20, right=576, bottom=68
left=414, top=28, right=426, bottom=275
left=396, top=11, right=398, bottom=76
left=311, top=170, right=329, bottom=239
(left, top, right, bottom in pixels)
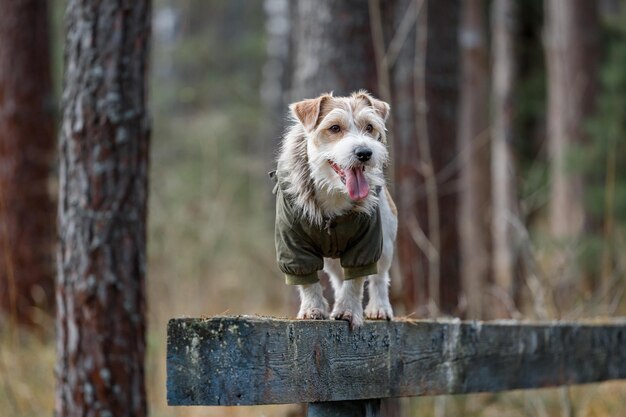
left=1, top=0, right=626, bottom=416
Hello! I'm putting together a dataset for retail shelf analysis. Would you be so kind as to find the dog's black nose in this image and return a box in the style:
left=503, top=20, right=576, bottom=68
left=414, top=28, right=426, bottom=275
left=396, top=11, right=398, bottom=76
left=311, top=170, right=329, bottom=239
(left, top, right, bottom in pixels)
left=355, top=147, right=372, bottom=162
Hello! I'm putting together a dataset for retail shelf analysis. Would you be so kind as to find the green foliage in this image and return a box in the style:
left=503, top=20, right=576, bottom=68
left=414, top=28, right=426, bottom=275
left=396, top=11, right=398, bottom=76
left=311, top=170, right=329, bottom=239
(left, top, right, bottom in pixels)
left=50, top=0, right=66, bottom=101
left=149, top=0, right=276, bottom=272
left=145, top=7, right=291, bottom=414
left=151, top=0, right=265, bottom=113
left=586, top=20, right=626, bottom=222
left=514, top=5, right=626, bottom=279
left=563, top=13, right=626, bottom=276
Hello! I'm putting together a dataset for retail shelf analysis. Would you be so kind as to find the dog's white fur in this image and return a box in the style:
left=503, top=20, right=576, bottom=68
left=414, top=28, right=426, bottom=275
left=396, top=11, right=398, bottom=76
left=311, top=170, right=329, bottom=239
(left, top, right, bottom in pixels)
left=278, top=91, right=398, bottom=328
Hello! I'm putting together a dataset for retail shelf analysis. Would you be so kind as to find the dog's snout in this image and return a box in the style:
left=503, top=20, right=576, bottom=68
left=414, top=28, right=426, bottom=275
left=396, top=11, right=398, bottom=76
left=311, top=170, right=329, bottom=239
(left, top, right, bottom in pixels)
left=355, top=147, right=372, bottom=162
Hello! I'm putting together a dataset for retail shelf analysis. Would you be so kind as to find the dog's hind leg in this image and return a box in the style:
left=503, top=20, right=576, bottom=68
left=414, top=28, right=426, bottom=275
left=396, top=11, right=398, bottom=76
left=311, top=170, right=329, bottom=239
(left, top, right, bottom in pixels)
left=364, top=240, right=394, bottom=320
left=297, top=282, right=329, bottom=320
left=365, top=191, right=396, bottom=320
left=365, top=271, right=393, bottom=320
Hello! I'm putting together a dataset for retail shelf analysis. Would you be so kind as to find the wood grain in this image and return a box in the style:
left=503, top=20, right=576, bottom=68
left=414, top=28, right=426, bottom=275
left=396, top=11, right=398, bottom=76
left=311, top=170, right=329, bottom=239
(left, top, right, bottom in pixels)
left=167, top=316, right=626, bottom=406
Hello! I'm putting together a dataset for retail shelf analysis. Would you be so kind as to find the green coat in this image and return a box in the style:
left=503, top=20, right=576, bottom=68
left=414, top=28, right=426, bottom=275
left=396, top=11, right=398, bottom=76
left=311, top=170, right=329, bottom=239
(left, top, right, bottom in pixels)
left=273, top=170, right=383, bottom=285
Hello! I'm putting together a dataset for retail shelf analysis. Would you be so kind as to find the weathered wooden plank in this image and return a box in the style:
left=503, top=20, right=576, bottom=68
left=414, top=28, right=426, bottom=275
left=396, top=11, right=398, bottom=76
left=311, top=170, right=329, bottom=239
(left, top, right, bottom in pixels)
left=166, top=316, right=626, bottom=406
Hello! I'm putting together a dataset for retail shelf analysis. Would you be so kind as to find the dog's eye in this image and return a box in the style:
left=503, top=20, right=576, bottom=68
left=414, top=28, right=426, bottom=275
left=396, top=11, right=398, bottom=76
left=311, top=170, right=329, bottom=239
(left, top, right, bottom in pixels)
left=329, top=125, right=341, bottom=133
left=365, top=124, right=373, bottom=133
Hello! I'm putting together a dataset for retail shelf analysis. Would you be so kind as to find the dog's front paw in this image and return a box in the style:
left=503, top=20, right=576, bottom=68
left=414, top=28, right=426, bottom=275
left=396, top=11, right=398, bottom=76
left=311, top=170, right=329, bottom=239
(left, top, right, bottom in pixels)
left=331, top=309, right=363, bottom=329
left=297, top=307, right=328, bottom=320
left=296, top=283, right=329, bottom=320
left=364, top=301, right=394, bottom=321
left=331, top=302, right=364, bottom=329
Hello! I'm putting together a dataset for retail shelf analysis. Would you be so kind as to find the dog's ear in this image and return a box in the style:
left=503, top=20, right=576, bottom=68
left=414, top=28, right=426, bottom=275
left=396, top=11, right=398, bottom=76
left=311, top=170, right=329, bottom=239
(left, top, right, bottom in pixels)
left=370, top=97, right=391, bottom=123
left=290, top=95, right=329, bottom=132
left=354, top=90, right=391, bottom=122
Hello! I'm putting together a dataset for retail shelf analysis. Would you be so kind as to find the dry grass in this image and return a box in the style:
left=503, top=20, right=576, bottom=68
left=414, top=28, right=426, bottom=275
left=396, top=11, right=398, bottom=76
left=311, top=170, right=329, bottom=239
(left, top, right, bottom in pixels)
left=398, top=382, right=626, bottom=417
left=0, top=321, right=55, bottom=416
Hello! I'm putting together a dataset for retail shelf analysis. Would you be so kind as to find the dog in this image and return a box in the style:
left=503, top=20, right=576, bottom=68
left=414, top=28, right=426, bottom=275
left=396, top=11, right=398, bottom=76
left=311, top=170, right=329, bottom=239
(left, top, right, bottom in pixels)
left=273, top=90, right=397, bottom=328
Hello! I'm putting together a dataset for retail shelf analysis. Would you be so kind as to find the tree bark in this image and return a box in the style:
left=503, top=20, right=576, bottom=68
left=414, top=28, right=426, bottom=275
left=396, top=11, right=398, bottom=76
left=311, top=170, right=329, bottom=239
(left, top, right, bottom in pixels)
left=0, top=0, right=55, bottom=325
left=491, top=0, right=520, bottom=317
left=458, top=0, right=490, bottom=320
left=291, top=0, right=379, bottom=99
left=545, top=0, right=599, bottom=239
left=393, top=0, right=461, bottom=315
left=388, top=0, right=420, bottom=312
left=259, top=0, right=293, bottom=210
left=290, top=5, right=401, bottom=414
left=261, top=0, right=292, bottom=133
left=56, top=1, right=151, bottom=416
left=290, top=0, right=381, bottom=308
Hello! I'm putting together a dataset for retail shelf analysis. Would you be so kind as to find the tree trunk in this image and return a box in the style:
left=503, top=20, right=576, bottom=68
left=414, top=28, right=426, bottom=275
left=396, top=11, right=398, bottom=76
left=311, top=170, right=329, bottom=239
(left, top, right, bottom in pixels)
left=290, top=4, right=401, bottom=414
left=491, top=0, right=520, bottom=317
left=0, top=0, right=55, bottom=326
left=394, top=0, right=461, bottom=315
left=290, top=0, right=381, bottom=307
left=458, top=0, right=490, bottom=320
left=261, top=0, right=293, bottom=133
left=545, top=0, right=599, bottom=239
left=259, top=0, right=293, bottom=210
left=56, top=1, right=151, bottom=416
left=291, top=0, right=379, bottom=99
left=388, top=0, right=420, bottom=312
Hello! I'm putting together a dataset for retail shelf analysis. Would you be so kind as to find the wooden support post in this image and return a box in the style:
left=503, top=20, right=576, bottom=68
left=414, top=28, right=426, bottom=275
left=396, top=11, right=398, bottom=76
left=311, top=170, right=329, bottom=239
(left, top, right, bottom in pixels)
left=167, top=316, right=626, bottom=411
left=308, top=400, right=380, bottom=417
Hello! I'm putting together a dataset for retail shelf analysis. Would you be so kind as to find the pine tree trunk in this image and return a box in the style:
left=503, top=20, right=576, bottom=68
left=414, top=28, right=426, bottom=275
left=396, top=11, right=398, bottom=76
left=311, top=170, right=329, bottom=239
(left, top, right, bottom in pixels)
left=291, top=0, right=379, bottom=99
left=259, top=0, right=293, bottom=209
left=290, top=0, right=380, bottom=306
left=389, top=0, right=421, bottom=312
left=261, top=0, right=292, bottom=132
left=394, top=0, right=461, bottom=315
left=0, top=0, right=55, bottom=325
left=491, top=0, right=520, bottom=317
left=545, top=0, right=599, bottom=239
left=458, top=0, right=490, bottom=319
left=56, top=1, right=151, bottom=416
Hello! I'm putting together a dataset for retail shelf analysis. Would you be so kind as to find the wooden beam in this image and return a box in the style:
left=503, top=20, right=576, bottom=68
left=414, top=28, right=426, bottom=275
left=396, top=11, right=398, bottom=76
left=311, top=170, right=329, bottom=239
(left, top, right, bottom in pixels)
left=167, top=316, right=626, bottom=406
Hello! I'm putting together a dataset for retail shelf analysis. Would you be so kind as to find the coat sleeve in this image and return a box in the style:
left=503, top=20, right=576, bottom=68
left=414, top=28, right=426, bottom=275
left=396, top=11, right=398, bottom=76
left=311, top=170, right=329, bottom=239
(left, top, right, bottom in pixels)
left=274, top=189, right=323, bottom=285
left=340, top=207, right=383, bottom=279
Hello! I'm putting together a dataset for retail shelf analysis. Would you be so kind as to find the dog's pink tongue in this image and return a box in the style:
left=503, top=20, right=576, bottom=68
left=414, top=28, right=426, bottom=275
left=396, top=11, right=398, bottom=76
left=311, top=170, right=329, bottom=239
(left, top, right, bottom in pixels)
left=345, top=167, right=370, bottom=201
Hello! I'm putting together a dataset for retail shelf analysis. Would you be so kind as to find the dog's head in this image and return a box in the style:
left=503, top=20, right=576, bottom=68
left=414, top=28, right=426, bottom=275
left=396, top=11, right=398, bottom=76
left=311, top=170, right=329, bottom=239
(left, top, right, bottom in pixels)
left=289, top=91, right=390, bottom=204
